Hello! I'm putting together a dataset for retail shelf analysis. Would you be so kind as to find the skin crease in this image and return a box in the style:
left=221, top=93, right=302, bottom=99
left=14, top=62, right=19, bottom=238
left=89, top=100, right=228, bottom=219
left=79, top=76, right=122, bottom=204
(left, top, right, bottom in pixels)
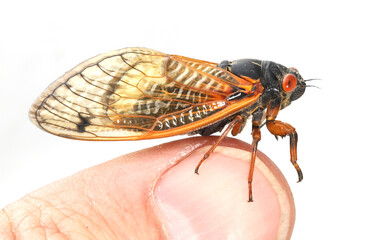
left=0, top=137, right=295, bottom=240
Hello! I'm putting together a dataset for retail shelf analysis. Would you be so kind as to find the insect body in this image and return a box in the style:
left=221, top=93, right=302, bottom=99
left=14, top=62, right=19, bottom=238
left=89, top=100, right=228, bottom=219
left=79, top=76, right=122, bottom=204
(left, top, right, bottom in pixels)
left=30, top=47, right=306, bottom=202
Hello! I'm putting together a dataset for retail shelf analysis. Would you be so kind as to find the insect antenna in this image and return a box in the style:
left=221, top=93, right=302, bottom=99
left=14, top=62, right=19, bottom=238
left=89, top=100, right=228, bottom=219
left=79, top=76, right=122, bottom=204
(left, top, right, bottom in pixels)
left=306, top=84, right=321, bottom=89
left=304, top=78, right=322, bottom=82
left=304, top=78, right=321, bottom=82
left=304, top=78, right=321, bottom=89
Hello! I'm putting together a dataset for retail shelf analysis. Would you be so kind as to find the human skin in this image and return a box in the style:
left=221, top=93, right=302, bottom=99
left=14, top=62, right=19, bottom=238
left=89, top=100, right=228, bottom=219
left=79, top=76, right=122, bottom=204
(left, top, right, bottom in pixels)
left=0, top=136, right=295, bottom=239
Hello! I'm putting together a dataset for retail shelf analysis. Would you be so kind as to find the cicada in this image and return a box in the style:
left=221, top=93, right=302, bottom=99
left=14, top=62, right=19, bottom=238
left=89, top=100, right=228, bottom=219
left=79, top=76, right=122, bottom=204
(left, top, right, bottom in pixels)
left=30, top=47, right=307, bottom=202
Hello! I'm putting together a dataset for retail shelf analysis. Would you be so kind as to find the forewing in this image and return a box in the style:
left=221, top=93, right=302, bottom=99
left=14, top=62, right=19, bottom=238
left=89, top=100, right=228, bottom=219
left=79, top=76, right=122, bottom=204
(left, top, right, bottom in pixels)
left=30, top=47, right=255, bottom=140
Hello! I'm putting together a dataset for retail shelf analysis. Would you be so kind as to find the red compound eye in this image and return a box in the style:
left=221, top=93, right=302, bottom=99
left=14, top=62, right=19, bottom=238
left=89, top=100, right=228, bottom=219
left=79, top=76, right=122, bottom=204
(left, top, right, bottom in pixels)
left=282, top=74, right=297, bottom=92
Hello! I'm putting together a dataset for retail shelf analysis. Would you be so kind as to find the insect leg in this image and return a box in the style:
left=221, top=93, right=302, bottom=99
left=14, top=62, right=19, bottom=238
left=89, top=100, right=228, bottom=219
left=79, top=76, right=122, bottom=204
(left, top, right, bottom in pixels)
left=194, top=115, right=244, bottom=174
left=248, top=123, right=261, bottom=202
left=247, top=108, right=264, bottom=202
left=265, top=102, right=303, bottom=182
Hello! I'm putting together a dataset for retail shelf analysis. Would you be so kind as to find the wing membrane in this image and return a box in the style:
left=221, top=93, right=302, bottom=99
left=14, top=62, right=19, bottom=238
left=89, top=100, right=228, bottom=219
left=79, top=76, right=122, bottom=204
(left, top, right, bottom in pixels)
left=30, top=47, right=257, bottom=140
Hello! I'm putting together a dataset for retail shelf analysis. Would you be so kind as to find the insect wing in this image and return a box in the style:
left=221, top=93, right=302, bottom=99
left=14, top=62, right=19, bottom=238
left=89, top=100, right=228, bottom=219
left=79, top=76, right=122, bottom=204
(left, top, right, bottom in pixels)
left=30, top=47, right=257, bottom=140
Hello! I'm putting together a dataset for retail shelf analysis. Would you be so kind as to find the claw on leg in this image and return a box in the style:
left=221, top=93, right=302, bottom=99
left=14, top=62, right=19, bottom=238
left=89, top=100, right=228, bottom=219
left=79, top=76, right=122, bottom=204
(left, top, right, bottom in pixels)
left=194, top=153, right=210, bottom=174
left=294, top=162, right=303, bottom=182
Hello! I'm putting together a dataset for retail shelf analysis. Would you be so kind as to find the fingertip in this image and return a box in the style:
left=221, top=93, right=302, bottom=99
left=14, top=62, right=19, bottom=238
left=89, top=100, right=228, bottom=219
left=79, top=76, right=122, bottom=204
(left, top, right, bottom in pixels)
left=153, top=137, right=295, bottom=240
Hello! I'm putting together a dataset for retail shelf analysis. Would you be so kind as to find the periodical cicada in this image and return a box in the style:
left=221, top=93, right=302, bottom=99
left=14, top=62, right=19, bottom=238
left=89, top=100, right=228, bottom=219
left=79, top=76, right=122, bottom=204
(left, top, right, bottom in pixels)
left=30, top=47, right=308, bottom=202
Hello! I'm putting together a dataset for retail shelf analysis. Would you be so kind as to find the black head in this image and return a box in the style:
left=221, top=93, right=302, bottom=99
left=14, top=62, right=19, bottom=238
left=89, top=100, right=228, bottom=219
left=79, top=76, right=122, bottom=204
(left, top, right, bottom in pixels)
left=261, top=61, right=306, bottom=109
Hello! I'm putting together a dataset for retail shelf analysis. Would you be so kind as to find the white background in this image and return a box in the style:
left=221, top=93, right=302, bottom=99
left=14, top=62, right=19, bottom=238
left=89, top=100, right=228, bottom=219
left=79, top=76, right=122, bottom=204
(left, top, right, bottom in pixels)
left=1, top=0, right=381, bottom=239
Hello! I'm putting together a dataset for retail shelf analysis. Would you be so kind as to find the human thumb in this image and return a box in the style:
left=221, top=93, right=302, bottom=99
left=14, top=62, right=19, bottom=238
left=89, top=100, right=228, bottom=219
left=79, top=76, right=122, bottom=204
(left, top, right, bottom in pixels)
left=0, top=136, right=295, bottom=240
